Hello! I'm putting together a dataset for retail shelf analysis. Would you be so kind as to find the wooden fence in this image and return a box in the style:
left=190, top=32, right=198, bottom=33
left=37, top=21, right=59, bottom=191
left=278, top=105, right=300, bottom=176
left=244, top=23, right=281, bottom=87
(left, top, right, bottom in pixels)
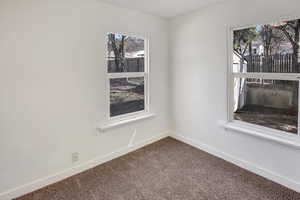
left=245, top=54, right=293, bottom=73
left=108, top=57, right=144, bottom=73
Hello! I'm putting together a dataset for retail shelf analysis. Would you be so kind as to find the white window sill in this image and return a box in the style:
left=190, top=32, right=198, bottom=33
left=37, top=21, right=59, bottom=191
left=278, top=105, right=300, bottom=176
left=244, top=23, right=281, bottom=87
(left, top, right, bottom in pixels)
left=222, top=122, right=300, bottom=150
left=99, top=113, right=155, bottom=131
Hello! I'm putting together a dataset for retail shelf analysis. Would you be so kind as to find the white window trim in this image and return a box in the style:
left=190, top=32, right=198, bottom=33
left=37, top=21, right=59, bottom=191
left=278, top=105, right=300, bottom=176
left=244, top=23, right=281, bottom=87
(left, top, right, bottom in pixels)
left=226, top=24, right=300, bottom=145
left=103, top=33, right=152, bottom=128
left=223, top=121, right=300, bottom=149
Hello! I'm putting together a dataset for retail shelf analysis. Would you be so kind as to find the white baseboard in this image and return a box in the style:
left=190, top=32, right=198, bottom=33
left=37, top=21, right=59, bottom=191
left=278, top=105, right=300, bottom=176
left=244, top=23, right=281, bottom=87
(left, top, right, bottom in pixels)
left=170, top=132, right=300, bottom=193
left=3, top=130, right=299, bottom=200
left=0, top=131, right=170, bottom=200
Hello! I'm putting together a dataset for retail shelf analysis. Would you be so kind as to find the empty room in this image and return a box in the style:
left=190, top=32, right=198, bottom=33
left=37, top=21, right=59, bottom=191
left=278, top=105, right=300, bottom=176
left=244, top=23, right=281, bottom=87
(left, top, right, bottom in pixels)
left=1, top=0, right=300, bottom=199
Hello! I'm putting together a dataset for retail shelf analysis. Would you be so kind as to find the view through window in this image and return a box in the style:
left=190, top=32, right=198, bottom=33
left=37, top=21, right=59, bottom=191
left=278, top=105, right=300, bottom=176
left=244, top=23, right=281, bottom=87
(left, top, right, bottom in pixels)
left=107, top=33, right=147, bottom=117
left=232, top=19, right=300, bottom=134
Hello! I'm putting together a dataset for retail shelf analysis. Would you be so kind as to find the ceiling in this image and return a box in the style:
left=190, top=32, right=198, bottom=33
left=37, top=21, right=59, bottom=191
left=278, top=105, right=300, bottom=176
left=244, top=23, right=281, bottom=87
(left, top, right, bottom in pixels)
left=99, top=0, right=226, bottom=18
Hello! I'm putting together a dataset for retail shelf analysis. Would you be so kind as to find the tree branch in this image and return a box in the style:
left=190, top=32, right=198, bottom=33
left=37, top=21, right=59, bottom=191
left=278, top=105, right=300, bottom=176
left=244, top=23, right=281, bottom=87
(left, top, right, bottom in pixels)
left=242, top=43, right=249, bottom=56
left=287, top=21, right=297, bottom=29
left=275, top=26, right=298, bottom=47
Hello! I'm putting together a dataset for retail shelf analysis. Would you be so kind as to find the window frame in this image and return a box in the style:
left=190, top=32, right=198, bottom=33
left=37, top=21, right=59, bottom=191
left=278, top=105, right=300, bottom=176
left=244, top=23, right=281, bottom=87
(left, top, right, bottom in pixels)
left=227, top=23, right=300, bottom=141
left=105, top=33, right=150, bottom=122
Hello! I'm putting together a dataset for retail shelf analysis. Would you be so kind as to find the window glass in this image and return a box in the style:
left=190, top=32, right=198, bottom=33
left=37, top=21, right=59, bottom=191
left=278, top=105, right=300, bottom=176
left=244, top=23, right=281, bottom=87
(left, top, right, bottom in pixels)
left=234, top=78, right=298, bottom=134
left=107, top=33, right=145, bottom=73
left=232, top=19, right=300, bottom=135
left=233, top=20, right=300, bottom=73
left=110, top=77, right=145, bottom=117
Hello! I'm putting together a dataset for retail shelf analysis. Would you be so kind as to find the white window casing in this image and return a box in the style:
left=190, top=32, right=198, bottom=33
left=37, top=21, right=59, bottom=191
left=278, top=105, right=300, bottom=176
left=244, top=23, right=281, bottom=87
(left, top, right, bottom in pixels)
left=226, top=23, right=300, bottom=146
left=100, top=34, right=153, bottom=130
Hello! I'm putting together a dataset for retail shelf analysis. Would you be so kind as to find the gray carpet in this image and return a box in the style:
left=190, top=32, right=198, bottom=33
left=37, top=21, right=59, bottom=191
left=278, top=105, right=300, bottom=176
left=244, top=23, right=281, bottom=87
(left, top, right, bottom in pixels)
left=16, top=137, right=300, bottom=200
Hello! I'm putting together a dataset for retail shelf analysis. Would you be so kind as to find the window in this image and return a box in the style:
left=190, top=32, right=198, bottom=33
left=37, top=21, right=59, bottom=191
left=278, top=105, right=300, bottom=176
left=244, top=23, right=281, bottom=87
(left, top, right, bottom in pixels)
left=253, top=48, right=257, bottom=55
left=106, top=33, right=148, bottom=119
left=229, top=18, right=300, bottom=135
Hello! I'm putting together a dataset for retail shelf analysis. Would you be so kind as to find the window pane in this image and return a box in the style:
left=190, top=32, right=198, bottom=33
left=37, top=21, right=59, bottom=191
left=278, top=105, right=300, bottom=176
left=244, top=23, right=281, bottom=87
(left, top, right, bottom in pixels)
left=110, top=77, right=145, bottom=117
left=233, top=78, right=298, bottom=134
left=107, top=33, right=145, bottom=73
left=233, top=19, right=300, bottom=73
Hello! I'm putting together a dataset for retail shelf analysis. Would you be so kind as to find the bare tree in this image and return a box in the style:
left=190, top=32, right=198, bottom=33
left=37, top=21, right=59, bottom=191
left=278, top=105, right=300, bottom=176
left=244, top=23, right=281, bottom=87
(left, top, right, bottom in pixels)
left=273, top=19, right=300, bottom=109
left=108, top=33, right=128, bottom=72
left=260, top=25, right=273, bottom=56
left=275, top=19, right=300, bottom=73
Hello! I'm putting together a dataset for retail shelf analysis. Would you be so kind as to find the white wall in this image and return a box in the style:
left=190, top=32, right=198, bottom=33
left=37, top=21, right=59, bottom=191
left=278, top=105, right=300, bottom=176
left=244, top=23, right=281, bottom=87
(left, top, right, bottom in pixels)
left=170, top=0, right=300, bottom=192
left=2, top=0, right=300, bottom=198
left=0, top=0, right=170, bottom=198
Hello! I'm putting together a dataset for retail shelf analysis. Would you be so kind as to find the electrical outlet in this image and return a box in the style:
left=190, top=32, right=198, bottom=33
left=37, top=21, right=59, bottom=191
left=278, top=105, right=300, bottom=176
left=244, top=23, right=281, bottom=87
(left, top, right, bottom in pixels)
left=72, top=152, right=79, bottom=163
